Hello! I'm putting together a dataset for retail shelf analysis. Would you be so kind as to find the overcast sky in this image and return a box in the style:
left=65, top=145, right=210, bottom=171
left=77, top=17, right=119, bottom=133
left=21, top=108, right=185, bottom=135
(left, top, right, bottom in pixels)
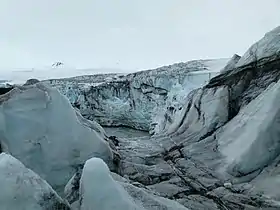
left=0, top=0, right=280, bottom=71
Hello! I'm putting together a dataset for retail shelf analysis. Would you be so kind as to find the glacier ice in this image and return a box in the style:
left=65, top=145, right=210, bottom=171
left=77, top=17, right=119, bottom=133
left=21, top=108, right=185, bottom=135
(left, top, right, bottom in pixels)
left=108, top=26, right=280, bottom=209
left=0, top=153, right=70, bottom=210
left=46, top=58, right=229, bottom=131
left=79, top=157, right=144, bottom=210
left=155, top=86, right=229, bottom=136
left=0, top=83, right=114, bottom=193
left=0, top=25, right=280, bottom=210
left=67, top=157, right=190, bottom=210
left=217, top=80, right=280, bottom=177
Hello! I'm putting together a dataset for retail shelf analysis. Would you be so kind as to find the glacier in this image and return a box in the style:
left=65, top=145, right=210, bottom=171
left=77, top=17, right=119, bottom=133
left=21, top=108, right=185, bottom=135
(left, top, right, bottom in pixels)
left=67, top=157, right=190, bottom=210
left=62, top=25, right=280, bottom=209
left=0, top=153, right=70, bottom=210
left=79, top=157, right=145, bottom=210
left=45, top=58, right=230, bottom=131
left=0, top=25, right=280, bottom=210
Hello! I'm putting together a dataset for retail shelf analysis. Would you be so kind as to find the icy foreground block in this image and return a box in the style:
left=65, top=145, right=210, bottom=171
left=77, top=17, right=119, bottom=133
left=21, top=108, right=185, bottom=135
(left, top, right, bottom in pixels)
left=79, top=158, right=189, bottom=210
left=0, top=83, right=114, bottom=192
left=65, top=158, right=189, bottom=210
left=0, top=153, right=70, bottom=210
left=80, top=157, right=144, bottom=210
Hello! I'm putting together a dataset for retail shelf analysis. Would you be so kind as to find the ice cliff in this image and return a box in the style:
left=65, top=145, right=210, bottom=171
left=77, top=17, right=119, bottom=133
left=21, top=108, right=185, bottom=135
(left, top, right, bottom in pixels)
left=46, top=58, right=230, bottom=131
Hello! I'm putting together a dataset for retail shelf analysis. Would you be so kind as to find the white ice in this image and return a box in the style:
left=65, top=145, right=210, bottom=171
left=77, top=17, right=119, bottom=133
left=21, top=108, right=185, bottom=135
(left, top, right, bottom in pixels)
left=0, top=83, right=114, bottom=192
left=80, top=157, right=144, bottom=210
left=0, top=153, right=69, bottom=210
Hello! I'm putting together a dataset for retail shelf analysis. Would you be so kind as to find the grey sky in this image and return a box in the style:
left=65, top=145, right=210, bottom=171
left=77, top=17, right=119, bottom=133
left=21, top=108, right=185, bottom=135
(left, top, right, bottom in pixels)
left=0, top=0, right=280, bottom=71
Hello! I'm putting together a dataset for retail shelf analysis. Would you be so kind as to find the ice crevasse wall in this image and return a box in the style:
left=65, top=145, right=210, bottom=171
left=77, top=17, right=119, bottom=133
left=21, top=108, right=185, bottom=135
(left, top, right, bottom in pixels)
left=46, top=58, right=233, bottom=133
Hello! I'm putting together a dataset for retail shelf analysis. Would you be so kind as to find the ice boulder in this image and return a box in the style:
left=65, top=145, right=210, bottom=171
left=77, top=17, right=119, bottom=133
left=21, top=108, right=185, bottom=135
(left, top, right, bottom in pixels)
left=80, top=157, right=144, bottom=210
left=0, top=153, right=70, bottom=210
left=0, top=83, right=114, bottom=192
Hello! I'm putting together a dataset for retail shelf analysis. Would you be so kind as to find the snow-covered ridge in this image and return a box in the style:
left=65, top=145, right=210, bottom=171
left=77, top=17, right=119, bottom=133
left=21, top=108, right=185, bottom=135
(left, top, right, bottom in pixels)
left=45, top=58, right=230, bottom=131
left=236, top=25, right=280, bottom=67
